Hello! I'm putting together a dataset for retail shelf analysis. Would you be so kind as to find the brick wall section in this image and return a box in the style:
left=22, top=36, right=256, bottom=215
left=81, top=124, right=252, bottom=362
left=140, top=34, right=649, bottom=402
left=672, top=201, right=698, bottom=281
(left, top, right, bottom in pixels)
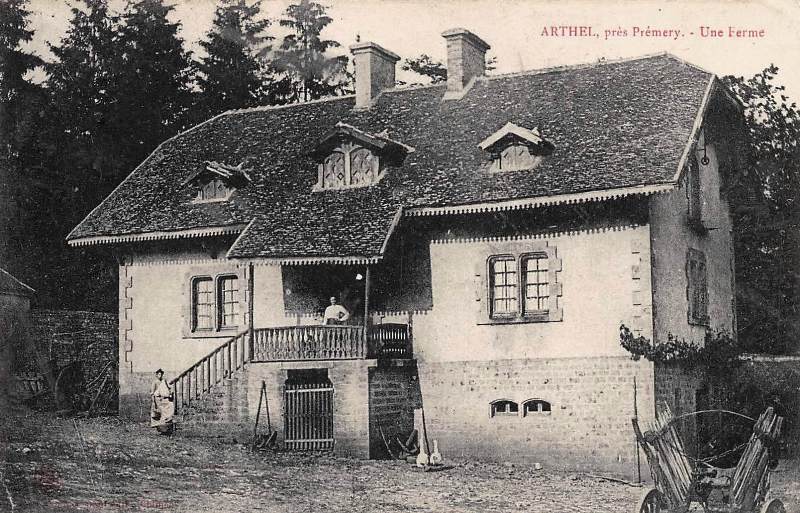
left=416, top=356, right=655, bottom=478
left=368, top=363, right=416, bottom=458
left=654, top=362, right=703, bottom=454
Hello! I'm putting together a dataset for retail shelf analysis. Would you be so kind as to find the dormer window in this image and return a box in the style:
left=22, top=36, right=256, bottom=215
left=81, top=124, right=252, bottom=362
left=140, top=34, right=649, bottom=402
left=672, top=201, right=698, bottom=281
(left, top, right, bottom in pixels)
left=182, top=161, right=251, bottom=204
left=321, top=144, right=379, bottom=189
left=479, top=122, right=554, bottom=173
left=198, top=178, right=231, bottom=201
left=311, top=122, right=412, bottom=191
left=494, top=144, right=543, bottom=172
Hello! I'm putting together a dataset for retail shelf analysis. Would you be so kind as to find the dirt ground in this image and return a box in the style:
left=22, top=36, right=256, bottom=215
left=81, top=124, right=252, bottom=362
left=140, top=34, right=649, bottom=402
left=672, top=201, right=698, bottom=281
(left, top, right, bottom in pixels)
left=1, top=410, right=798, bottom=513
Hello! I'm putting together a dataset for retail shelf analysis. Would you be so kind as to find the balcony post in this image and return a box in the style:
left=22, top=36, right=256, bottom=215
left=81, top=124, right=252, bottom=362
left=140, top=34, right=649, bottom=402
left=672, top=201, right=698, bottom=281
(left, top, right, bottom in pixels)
left=363, top=265, right=371, bottom=355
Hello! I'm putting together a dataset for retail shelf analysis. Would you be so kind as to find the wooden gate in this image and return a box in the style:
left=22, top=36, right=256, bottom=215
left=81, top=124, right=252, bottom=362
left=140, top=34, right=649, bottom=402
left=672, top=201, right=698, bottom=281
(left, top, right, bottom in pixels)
left=284, top=381, right=334, bottom=451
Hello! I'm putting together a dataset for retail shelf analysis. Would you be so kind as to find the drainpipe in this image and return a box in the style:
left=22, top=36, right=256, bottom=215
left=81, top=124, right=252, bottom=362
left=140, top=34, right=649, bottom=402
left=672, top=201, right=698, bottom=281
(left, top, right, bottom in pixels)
left=248, top=262, right=255, bottom=362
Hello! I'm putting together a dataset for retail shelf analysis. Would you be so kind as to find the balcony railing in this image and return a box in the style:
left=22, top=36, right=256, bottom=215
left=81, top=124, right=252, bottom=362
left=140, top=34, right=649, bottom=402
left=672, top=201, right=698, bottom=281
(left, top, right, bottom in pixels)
left=251, top=323, right=412, bottom=362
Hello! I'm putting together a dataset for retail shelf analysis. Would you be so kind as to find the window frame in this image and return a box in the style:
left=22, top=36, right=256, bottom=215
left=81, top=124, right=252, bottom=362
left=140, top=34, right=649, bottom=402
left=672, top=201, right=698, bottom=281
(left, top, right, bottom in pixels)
left=194, top=178, right=234, bottom=203
left=488, top=255, right=518, bottom=319
left=480, top=243, right=562, bottom=325
left=216, top=274, right=240, bottom=331
left=185, top=269, right=246, bottom=337
left=191, top=276, right=215, bottom=332
left=489, top=399, right=519, bottom=417
left=490, top=142, right=544, bottom=173
left=522, top=399, right=552, bottom=417
left=314, top=142, right=382, bottom=191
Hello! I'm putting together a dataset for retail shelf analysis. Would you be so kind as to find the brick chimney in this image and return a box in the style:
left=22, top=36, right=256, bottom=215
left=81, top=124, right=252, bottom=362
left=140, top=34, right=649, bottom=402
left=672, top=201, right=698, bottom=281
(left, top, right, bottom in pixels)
left=350, top=42, right=400, bottom=109
left=441, top=28, right=490, bottom=97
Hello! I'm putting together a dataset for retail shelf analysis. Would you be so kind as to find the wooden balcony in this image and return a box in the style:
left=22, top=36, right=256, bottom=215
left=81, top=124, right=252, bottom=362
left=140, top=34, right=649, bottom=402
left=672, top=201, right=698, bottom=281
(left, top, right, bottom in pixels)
left=251, top=323, right=412, bottom=362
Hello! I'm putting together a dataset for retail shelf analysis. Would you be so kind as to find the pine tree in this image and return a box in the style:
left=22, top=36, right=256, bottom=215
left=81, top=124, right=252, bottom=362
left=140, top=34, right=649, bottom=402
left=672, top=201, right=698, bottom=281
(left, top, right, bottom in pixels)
left=0, top=0, right=44, bottom=276
left=48, top=0, right=120, bottom=194
left=0, top=0, right=42, bottom=155
left=195, top=0, right=272, bottom=116
left=113, top=0, right=194, bottom=163
left=273, top=0, right=348, bottom=103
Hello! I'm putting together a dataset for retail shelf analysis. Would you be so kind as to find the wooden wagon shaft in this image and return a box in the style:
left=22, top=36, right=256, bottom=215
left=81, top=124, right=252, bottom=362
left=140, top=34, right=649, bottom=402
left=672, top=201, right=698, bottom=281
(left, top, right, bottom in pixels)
left=651, top=408, right=691, bottom=504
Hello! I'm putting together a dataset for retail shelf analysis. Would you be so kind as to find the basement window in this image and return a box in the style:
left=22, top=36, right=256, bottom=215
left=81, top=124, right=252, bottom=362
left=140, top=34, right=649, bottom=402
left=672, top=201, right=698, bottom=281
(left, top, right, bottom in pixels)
left=522, top=399, right=552, bottom=416
left=490, top=399, right=519, bottom=417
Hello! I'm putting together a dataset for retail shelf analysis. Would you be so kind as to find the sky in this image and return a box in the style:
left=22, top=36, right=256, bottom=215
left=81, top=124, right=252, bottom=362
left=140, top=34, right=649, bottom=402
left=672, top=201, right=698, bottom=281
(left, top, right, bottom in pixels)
left=23, top=0, right=800, bottom=100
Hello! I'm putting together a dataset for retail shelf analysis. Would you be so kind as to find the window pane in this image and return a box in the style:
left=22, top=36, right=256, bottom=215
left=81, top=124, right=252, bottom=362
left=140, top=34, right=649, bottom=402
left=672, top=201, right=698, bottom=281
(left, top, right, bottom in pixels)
left=350, top=147, right=375, bottom=185
left=523, top=256, right=549, bottom=313
left=219, top=276, right=239, bottom=328
left=193, top=278, right=214, bottom=330
left=490, top=257, right=517, bottom=316
left=323, top=152, right=346, bottom=188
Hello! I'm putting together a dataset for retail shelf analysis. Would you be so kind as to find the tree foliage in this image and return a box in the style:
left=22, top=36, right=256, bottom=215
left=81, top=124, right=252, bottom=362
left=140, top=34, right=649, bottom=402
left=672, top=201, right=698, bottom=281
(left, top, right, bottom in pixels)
left=195, top=0, right=273, bottom=117
left=114, top=0, right=194, bottom=159
left=271, top=0, right=349, bottom=102
left=0, top=0, right=43, bottom=156
left=401, top=53, right=497, bottom=86
left=723, top=66, right=800, bottom=354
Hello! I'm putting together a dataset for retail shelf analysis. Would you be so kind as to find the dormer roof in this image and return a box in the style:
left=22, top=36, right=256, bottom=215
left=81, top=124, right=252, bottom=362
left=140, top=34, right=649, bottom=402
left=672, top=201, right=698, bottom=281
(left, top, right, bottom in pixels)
left=181, top=160, right=252, bottom=187
left=478, top=122, right=555, bottom=155
left=309, top=122, right=413, bottom=166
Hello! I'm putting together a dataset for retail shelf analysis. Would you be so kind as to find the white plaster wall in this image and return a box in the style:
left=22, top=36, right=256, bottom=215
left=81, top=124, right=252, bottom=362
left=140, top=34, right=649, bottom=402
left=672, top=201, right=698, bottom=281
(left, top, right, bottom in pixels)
left=123, top=251, right=249, bottom=377
left=650, top=130, right=736, bottom=345
left=401, top=226, right=652, bottom=363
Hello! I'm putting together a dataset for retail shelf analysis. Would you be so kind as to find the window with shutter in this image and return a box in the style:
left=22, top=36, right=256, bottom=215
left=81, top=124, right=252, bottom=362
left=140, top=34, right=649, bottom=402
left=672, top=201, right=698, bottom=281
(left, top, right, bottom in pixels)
left=687, top=248, right=709, bottom=325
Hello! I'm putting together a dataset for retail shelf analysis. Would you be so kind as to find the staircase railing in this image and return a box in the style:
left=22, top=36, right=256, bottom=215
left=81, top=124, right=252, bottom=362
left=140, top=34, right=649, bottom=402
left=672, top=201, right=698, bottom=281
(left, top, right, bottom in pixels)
left=169, top=330, right=249, bottom=413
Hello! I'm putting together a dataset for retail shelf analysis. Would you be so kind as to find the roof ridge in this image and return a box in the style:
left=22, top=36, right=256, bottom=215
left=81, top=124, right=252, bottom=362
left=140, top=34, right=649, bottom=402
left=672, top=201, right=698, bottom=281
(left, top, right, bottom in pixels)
left=478, top=52, right=713, bottom=83
left=224, top=93, right=355, bottom=116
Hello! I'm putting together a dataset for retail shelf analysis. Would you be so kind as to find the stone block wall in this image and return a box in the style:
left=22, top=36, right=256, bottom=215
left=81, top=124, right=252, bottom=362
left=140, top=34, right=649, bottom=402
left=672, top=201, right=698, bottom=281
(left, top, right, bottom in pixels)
left=26, top=309, right=117, bottom=373
left=178, top=371, right=250, bottom=439
left=368, top=362, right=417, bottom=458
left=416, top=356, right=655, bottom=478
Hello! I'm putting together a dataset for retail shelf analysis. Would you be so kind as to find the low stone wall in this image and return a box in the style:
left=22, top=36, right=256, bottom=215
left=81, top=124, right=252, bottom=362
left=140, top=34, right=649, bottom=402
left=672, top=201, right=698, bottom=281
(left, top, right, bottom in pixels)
left=415, top=356, right=655, bottom=478
left=25, top=309, right=117, bottom=371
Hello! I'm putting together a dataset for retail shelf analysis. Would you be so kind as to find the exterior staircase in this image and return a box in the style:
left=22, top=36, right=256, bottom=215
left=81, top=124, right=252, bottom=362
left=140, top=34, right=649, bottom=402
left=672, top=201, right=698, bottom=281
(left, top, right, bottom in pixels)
left=167, top=324, right=413, bottom=433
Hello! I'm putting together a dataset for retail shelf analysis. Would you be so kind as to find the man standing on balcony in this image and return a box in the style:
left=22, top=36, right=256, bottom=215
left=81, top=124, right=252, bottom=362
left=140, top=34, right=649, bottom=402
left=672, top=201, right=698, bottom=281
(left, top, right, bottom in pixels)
left=323, top=296, right=350, bottom=325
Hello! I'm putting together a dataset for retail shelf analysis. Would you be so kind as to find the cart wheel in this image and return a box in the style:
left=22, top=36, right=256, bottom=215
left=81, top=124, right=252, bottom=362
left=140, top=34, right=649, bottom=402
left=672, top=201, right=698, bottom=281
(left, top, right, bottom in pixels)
left=634, top=488, right=664, bottom=513
left=760, top=499, right=785, bottom=513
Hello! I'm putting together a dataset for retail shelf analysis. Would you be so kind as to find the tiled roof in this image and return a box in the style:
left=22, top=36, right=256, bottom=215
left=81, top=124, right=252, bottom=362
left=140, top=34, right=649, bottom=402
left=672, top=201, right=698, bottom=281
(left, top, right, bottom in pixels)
left=0, top=267, right=34, bottom=297
left=68, top=54, right=717, bottom=259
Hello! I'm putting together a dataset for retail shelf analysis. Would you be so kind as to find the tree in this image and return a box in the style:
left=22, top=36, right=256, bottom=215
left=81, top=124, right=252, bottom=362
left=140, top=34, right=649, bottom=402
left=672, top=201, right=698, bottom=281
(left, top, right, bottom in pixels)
left=113, top=0, right=194, bottom=162
left=0, top=0, right=42, bottom=153
left=271, top=0, right=348, bottom=103
left=401, top=53, right=497, bottom=86
left=723, top=66, right=800, bottom=354
left=195, top=0, right=273, bottom=117
left=0, top=0, right=44, bottom=279
left=401, top=54, right=446, bottom=85
left=48, top=0, right=120, bottom=197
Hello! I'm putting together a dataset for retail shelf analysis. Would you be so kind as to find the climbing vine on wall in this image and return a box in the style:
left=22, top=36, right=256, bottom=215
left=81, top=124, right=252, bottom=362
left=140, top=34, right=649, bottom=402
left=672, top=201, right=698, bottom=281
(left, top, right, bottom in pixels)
left=619, top=324, right=744, bottom=375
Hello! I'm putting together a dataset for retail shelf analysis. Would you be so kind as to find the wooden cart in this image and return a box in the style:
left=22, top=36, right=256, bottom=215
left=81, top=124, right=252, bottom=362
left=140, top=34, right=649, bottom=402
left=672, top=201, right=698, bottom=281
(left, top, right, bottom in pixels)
left=632, top=406, right=785, bottom=513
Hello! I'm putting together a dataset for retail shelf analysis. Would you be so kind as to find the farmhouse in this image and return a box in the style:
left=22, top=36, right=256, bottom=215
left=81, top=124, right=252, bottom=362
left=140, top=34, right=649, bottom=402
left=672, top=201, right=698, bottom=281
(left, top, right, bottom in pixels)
left=68, top=29, right=744, bottom=476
